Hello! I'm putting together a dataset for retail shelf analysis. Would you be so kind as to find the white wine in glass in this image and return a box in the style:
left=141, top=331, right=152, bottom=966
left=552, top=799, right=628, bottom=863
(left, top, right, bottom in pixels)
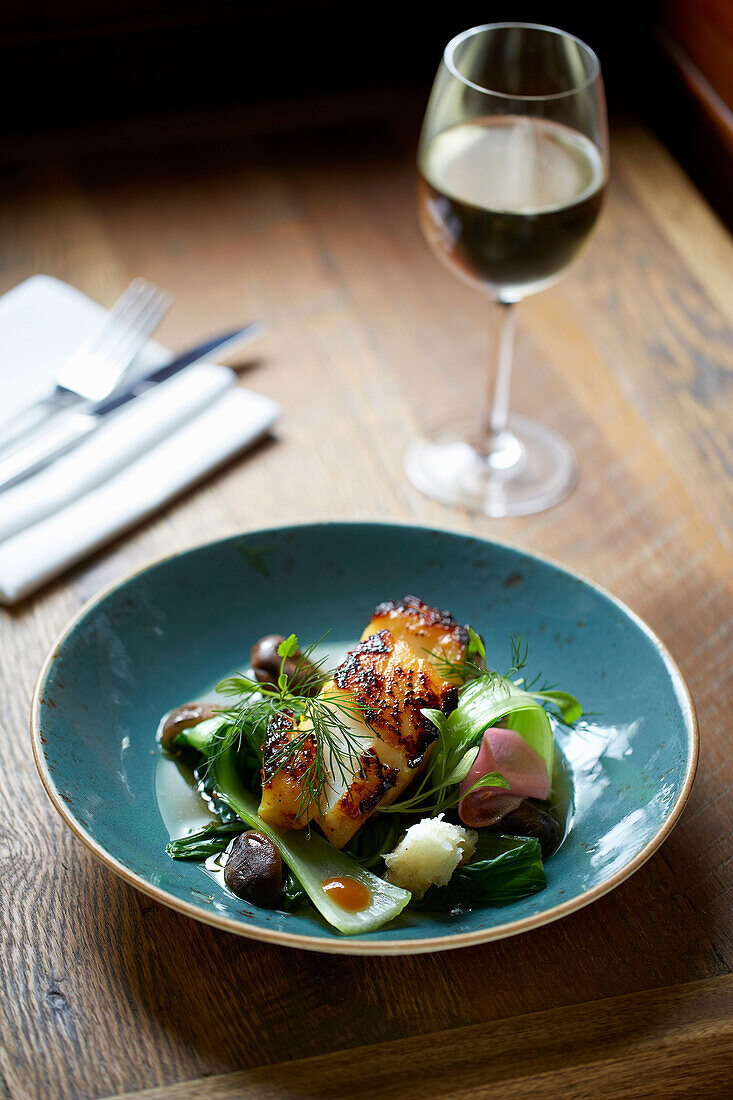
left=406, top=23, right=609, bottom=516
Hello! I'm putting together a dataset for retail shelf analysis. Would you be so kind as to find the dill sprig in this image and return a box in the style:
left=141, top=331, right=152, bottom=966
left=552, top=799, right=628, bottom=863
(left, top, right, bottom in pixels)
left=215, top=634, right=327, bottom=759
left=216, top=634, right=374, bottom=826
left=433, top=630, right=581, bottom=726
left=273, top=690, right=373, bottom=826
left=428, top=625, right=486, bottom=685
left=431, top=630, right=529, bottom=691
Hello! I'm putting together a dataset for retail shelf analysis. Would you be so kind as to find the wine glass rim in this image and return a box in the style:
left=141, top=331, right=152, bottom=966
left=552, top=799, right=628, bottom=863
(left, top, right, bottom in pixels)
left=444, top=22, right=601, bottom=101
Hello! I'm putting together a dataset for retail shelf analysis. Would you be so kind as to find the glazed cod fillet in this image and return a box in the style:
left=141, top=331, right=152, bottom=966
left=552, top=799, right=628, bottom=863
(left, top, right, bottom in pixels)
left=258, top=598, right=467, bottom=847
left=314, top=629, right=457, bottom=847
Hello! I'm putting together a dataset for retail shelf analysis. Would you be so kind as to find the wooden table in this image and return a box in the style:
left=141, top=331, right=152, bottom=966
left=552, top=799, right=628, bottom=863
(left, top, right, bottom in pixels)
left=1, top=102, right=731, bottom=1099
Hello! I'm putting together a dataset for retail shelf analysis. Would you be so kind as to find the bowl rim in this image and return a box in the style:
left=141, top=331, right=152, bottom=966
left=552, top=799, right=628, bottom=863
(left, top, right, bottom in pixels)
left=31, top=519, right=699, bottom=956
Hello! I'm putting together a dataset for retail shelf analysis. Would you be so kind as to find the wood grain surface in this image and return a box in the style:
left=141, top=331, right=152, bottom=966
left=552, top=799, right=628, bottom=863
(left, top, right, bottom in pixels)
left=0, top=105, right=731, bottom=1100
left=104, top=976, right=733, bottom=1100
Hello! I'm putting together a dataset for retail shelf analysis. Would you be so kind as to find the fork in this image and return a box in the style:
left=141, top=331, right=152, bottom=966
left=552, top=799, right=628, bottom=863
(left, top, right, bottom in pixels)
left=0, top=278, right=173, bottom=451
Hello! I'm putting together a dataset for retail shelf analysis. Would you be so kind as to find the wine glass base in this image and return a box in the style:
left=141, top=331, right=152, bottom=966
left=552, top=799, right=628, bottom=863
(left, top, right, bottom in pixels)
left=404, top=413, right=577, bottom=518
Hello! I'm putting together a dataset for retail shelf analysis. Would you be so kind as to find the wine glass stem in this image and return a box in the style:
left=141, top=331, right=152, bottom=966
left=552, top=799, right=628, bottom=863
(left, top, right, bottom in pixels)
left=478, top=301, right=517, bottom=460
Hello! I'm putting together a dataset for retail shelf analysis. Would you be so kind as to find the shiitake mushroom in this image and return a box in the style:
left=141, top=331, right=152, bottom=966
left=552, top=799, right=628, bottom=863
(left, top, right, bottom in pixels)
left=159, top=702, right=218, bottom=751
left=250, top=634, right=322, bottom=696
left=224, top=831, right=282, bottom=907
left=493, top=800, right=561, bottom=858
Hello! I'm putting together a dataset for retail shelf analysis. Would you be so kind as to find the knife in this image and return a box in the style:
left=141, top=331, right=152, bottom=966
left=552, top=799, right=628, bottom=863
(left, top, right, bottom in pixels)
left=0, top=322, right=263, bottom=493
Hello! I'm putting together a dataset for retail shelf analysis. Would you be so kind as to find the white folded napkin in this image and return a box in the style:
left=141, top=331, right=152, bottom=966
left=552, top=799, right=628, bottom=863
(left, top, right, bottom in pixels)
left=0, top=276, right=279, bottom=604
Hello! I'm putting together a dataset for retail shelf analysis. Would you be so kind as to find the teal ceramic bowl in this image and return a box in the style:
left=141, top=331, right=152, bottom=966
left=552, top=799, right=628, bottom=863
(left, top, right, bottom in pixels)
left=32, top=522, right=697, bottom=955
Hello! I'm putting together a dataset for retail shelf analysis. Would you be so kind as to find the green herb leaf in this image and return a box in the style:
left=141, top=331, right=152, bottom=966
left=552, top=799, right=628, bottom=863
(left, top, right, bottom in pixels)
left=509, top=635, right=529, bottom=673
left=277, top=634, right=299, bottom=658
left=216, top=675, right=261, bottom=697
left=461, top=771, right=511, bottom=798
left=280, top=871, right=306, bottom=911
left=467, top=627, right=485, bottom=663
left=533, top=690, right=582, bottom=725
left=452, top=835, right=546, bottom=903
left=441, top=746, right=479, bottom=787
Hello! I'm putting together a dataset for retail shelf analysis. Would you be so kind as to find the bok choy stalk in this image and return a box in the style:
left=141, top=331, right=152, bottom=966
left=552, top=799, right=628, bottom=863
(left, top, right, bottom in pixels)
left=170, top=716, right=411, bottom=935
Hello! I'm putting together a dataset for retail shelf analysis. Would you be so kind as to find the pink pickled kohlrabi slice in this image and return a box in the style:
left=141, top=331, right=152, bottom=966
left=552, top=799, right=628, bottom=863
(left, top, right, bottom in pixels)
left=458, top=727, right=551, bottom=828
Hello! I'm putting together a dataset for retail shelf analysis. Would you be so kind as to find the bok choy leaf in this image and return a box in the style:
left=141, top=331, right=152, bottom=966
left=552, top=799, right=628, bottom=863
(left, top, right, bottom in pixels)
left=416, top=834, right=547, bottom=909
left=167, top=821, right=243, bottom=860
left=424, top=675, right=555, bottom=780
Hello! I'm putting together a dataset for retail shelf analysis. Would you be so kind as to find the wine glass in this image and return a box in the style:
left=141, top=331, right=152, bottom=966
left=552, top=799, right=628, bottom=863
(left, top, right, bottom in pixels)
left=405, top=22, right=609, bottom=517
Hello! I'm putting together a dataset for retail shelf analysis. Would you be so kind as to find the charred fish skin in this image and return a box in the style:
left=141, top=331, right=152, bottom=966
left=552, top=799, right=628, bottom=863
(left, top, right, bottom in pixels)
left=372, top=594, right=468, bottom=640
left=258, top=695, right=400, bottom=847
left=334, top=628, right=447, bottom=771
left=362, top=595, right=469, bottom=679
left=259, top=709, right=316, bottom=830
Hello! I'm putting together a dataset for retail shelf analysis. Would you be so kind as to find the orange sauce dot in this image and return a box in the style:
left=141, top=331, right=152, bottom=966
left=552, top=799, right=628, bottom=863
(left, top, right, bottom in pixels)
left=321, top=875, right=371, bottom=912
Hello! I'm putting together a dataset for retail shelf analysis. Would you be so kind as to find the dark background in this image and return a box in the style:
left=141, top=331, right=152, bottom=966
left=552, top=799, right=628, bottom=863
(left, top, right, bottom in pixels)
left=1, top=1, right=731, bottom=226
